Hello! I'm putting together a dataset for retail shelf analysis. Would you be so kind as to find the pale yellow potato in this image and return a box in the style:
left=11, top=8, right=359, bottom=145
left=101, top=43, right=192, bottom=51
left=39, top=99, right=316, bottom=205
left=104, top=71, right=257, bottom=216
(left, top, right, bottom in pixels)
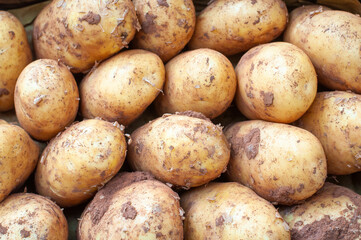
left=225, top=120, right=327, bottom=205
left=14, top=59, right=79, bottom=141
left=35, top=119, right=127, bottom=207
left=181, top=182, right=291, bottom=240
left=284, top=6, right=361, bottom=93
left=235, top=42, right=317, bottom=123
left=0, top=11, right=32, bottom=112
left=280, top=183, right=361, bottom=240
left=131, top=0, right=195, bottom=62
left=0, top=193, right=67, bottom=239
left=80, top=49, right=165, bottom=126
left=188, top=0, right=288, bottom=56
left=33, top=0, right=140, bottom=73
left=0, top=123, right=39, bottom=203
left=155, top=48, right=237, bottom=119
left=78, top=172, right=183, bottom=240
left=298, top=91, right=361, bottom=175
left=127, top=112, right=230, bottom=188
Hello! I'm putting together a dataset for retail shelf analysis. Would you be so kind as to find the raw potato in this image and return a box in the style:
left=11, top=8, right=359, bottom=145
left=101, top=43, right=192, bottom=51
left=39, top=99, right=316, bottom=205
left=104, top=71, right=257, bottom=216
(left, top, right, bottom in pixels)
left=284, top=6, right=361, bottom=93
left=15, top=59, right=79, bottom=141
left=225, top=120, right=327, bottom=205
left=298, top=91, right=361, bottom=175
left=128, top=112, right=230, bottom=188
left=0, top=11, right=32, bottom=112
left=35, top=119, right=127, bottom=207
left=0, top=193, right=67, bottom=239
left=235, top=42, right=317, bottom=123
left=188, top=0, right=288, bottom=56
left=280, top=183, right=361, bottom=240
left=131, top=0, right=196, bottom=62
left=33, top=0, right=140, bottom=73
left=78, top=172, right=184, bottom=240
left=80, top=49, right=165, bottom=126
left=155, top=48, right=237, bottom=119
left=181, top=182, right=291, bottom=239
left=0, top=123, right=39, bottom=203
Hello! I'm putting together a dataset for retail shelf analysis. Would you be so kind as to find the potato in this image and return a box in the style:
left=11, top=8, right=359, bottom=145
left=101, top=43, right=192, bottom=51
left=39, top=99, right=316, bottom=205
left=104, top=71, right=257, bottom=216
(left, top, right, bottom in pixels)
left=80, top=49, right=165, bottom=126
left=0, top=123, right=39, bottom=203
left=131, top=0, right=196, bottom=62
left=35, top=119, right=127, bottom=207
left=14, top=59, right=79, bottom=141
left=284, top=6, right=361, bottom=93
left=225, top=120, right=327, bottom=205
left=297, top=91, right=361, bottom=175
left=188, top=0, right=288, bottom=56
left=155, top=48, right=237, bottom=119
left=0, top=11, right=32, bottom=112
left=128, top=112, right=230, bottom=188
left=280, top=183, right=361, bottom=240
left=235, top=42, right=317, bottom=123
left=181, top=182, right=290, bottom=239
left=33, top=0, right=140, bottom=73
left=0, top=193, right=67, bottom=239
left=78, top=172, right=183, bottom=240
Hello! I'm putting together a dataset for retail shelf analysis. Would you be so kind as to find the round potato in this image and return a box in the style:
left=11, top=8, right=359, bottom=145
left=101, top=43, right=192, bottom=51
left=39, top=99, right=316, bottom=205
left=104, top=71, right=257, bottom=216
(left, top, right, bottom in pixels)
left=298, top=91, right=361, bottom=175
left=155, top=48, right=237, bottom=119
left=0, top=193, right=67, bottom=239
left=80, top=49, right=165, bottom=126
left=284, top=6, right=361, bottom=93
left=33, top=0, right=140, bottom=73
left=0, top=123, right=39, bottom=203
left=280, top=183, right=361, bottom=240
left=181, top=182, right=290, bottom=239
left=235, top=42, right=317, bottom=123
left=225, top=120, right=327, bottom=205
left=78, top=172, right=183, bottom=240
left=35, top=119, right=127, bottom=207
left=188, top=0, right=288, bottom=56
left=131, top=0, right=196, bottom=62
left=0, top=11, right=32, bottom=112
left=14, top=59, right=79, bottom=141
left=128, top=112, right=230, bottom=188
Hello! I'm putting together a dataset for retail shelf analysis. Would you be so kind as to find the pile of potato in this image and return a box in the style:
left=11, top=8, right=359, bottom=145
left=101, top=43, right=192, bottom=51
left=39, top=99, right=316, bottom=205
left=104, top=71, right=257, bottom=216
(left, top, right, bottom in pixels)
left=0, top=0, right=361, bottom=239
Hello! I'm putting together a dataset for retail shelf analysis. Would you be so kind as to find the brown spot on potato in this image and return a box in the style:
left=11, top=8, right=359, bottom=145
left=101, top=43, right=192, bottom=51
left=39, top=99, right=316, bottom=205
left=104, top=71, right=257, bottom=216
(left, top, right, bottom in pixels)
left=20, top=229, right=30, bottom=238
left=203, top=32, right=210, bottom=39
left=0, top=223, right=7, bottom=234
left=251, top=0, right=257, bottom=4
left=0, top=88, right=10, bottom=97
left=8, top=31, right=15, bottom=40
left=253, top=17, right=260, bottom=25
left=156, top=232, right=164, bottom=238
left=176, top=111, right=211, bottom=122
left=157, top=0, right=169, bottom=7
left=261, top=91, right=274, bottom=107
left=241, top=128, right=261, bottom=159
left=297, top=184, right=304, bottom=193
left=269, top=187, right=295, bottom=204
left=215, top=215, right=224, bottom=226
left=142, top=13, right=157, bottom=34
left=121, top=201, right=137, bottom=220
left=79, top=12, right=101, bottom=25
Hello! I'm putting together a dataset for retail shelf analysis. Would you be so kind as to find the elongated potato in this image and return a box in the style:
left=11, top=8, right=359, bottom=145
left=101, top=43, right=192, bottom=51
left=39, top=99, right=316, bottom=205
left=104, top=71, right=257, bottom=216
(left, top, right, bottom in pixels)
left=35, top=119, right=127, bottom=207
left=33, top=0, right=140, bottom=73
left=225, top=120, right=327, bottom=205
left=0, top=11, right=32, bottom=112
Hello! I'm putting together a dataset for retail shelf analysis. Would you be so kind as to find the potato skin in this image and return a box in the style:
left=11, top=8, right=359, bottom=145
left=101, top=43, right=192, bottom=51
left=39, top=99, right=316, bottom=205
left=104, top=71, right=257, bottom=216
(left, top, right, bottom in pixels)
left=78, top=172, right=183, bottom=240
left=298, top=91, right=361, bottom=175
left=155, top=48, right=237, bottom=119
left=128, top=113, right=230, bottom=188
left=35, top=119, right=127, bottom=207
left=0, top=11, right=32, bottom=112
left=188, top=0, right=288, bottom=56
left=181, top=182, right=290, bottom=240
left=0, top=124, right=39, bottom=203
left=33, top=0, right=140, bottom=73
left=235, top=42, right=317, bottom=123
left=280, top=183, right=361, bottom=240
left=284, top=7, right=361, bottom=92
left=14, top=59, right=79, bottom=141
left=131, top=0, right=195, bottom=62
left=0, top=193, right=68, bottom=239
left=225, top=120, right=327, bottom=205
left=80, top=49, right=165, bottom=126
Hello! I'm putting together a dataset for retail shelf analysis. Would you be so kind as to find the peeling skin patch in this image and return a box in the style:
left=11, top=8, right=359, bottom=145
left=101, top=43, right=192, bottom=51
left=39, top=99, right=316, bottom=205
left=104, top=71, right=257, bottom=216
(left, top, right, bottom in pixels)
left=79, top=12, right=101, bottom=25
left=0, top=88, right=9, bottom=97
left=261, top=91, right=274, bottom=107
left=121, top=201, right=138, bottom=220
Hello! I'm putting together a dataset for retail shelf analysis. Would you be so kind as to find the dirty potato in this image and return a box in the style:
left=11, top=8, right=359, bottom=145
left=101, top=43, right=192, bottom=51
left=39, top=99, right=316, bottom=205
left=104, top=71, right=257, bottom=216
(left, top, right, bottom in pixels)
left=35, top=119, right=127, bottom=207
left=225, top=120, right=327, bottom=205
left=131, top=0, right=196, bottom=62
left=0, top=11, right=32, bottom=112
left=33, top=0, right=140, bottom=73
